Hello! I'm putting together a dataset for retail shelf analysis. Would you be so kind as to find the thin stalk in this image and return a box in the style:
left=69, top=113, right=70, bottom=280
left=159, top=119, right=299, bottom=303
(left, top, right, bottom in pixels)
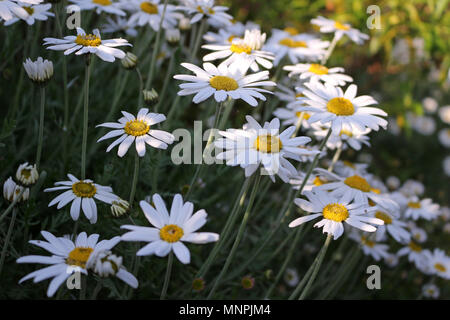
left=129, top=152, right=140, bottom=207
left=91, top=279, right=103, bottom=300
left=155, top=49, right=178, bottom=113
left=0, top=207, right=18, bottom=276
left=190, top=19, right=207, bottom=61
left=136, top=67, right=144, bottom=109
left=36, top=86, right=45, bottom=170
left=298, top=234, right=333, bottom=300
left=145, top=0, right=169, bottom=89
left=328, top=145, right=342, bottom=172
left=160, top=251, right=174, bottom=300
left=0, top=189, right=25, bottom=224
left=291, top=112, right=305, bottom=138
left=321, top=34, right=338, bottom=65
left=206, top=174, right=262, bottom=299
left=81, top=55, right=92, bottom=180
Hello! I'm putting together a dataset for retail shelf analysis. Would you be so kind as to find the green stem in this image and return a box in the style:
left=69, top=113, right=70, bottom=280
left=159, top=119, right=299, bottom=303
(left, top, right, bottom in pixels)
left=129, top=152, right=140, bottom=207
left=91, top=279, right=103, bottom=300
left=81, top=56, right=92, bottom=180
left=328, top=145, right=342, bottom=172
left=206, top=174, right=261, bottom=299
left=160, top=251, right=173, bottom=300
left=190, top=19, right=207, bottom=62
left=321, top=34, right=338, bottom=65
left=298, top=234, right=333, bottom=300
left=155, top=48, right=178, bottom=113
left=136, top=68, right=144, bottom=109
left=36, top=86, right=45, bottom=171
left=0, top=189, right=25, bottom=224
left=0, top=207, right=18, bottom=276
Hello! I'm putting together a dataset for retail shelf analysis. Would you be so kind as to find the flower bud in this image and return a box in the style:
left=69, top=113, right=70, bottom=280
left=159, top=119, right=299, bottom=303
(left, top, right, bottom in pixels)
left=3, top=177, right=29, bottom=203
left=16, top=162, right=39, bottom=186
left=166, top=28, right=180, bottom=47
left=143, top=88, right=159, bottom=107
left=111, top=198, right=130, bottom=217
left=121, top=52, right=138, bottom=70
left=87, top=250, right=123, bottom=277
left=179, top=17, right=191, bottom=31
left=23, top=57, right=53, bottom=86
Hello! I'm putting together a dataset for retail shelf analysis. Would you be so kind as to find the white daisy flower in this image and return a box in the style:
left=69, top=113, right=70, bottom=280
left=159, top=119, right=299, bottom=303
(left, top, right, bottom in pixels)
left=438, top=128, right=450, bottom=148
left=311, top=168, right=399, bottom=212
left=274, top=84, right=308, bottom=109
left=410, top=226, right=427, bottom=243
left=3, top=2, right=54, bottom=26
left=15, top=162, right=39, bottom=186
left=202, top=29, right=274, bottom=71
left=215, top=116, right=317, bottom=182
left=23, top=56, right=53, bottom=85
left=43, top=27, right=131, bottom=62
left=203, top=29, right=238, bottom=44
left=179, top=0, right=232, bottom=27
left=263, top=29, right=329, bottom=65
left=121, top=194, right=219, bottom=264
left=17, top=231, right=137, bottom=297
left=438, top=105, right=450, bottom=124
left=125, top=0, right=181, bottom=31
left=373, top=209, right=410, bottom=243
left=96, top=108, right=174, bottom=157
left=0, top=0, right=42, bottom=22
left=397, top=240, right=427, bottom=269
left=399, top=179, right=425, bottom=197
left=174, top=62, right=276, bottom=106
left=384, top=253, right=399, bottom=268
left=422, top=283, right=440, bottom=299
left=289, top=172, right=328, bottom=194
left=44, top=174, right=119, bottom=224
left=311, top=122, right=371, bottom=151
left=422, top=249, right=450, bottom=280
left=289, top=190, right=383, bottom=240
left=332, top=160, right=368, bottom=177
left=444, top=156, right=450, bottom=177
left=385, top=176, right=401, bottom=190
left=3, top=177, right=29, bottom=203
left=404, top=197, right=440, bottom=221
left=311, top=16, right=369, bottom=44
left=69, top=0, right=126, bottom=16
left=300, top=81, right=387, bottom=134
left=102, top=16, right=138, bottom=37
left=284, top=268, right=299, bottom=287
left=284, top=63, right=353, bottom=86
left=349, top=231, right=389, bottom=261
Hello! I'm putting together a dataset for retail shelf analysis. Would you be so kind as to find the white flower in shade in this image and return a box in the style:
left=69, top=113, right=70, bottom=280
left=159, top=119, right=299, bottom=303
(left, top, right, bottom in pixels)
left=215, top=116, right=317, bottom=182
left=332, top=160, right=368, bottom=178
left=438, top=105, right=450, bottom=124
left=111, top=198, right=130, bottom=217
left=422, top=97, right=438, bottom=114
left=121, top=194, right=219, bottom=264
left=44, top=174, right=119, bottom=224
left=274, top=84, right=308, bottom=110
left=0, top=0, right=36, bottom=22
left=300, top=81, right=388, bottom=134
left=438, top=128, right=450, bottom=148
left=284, top=63, right=353, bottom=86
left=411, top=115, right=436, bottom=135
left=349, top=231, right=389, bottom=261
left=102, top=16, right=138, bottom=37
left=284, top=268, right=299, bottom=287
left=15, top=162, right=39, bottom=186
left=3, top=177, right=29, bottom=202
left=179, top=0, right=232, bottom=27
left=384, top=253, right=399, bottom=268
left=263, top=29, right=329, bottom=65
left=422, top=283, right=440, bottom=299
left=23, top=57, right=53, bottom=85
left=311, top=16, right=369, bottom=44
left=373, top=209, right=410, bottom=243
left=43, top=27, right=131, bottom=62
left=16, top=231, right=136, bottom=297
left=3, top=2, right=54, bottom=26
left=386, top=176, right=400, bottom=190
left=397, top=240, right=427, bottom=269
left=311, top=122, right=371, bottom=151
left=290, top=172, right=329, bottom=194
left=404, top=197, right=440, bottom=221
left=422, top=249, right=450, bottom=280
left=289, top=190, right=383, bottom=240
left=96, top=108, right=174, bottom=157
left=311, top=168, right=399, bottom=212
left=444, top=156, right=450, bottom=177
left=166, top=28, right=181, bottom=45
left=410, top=226, right=427, bottom=243
left=399, top=179, right=424, bottom=197
left=202, top=29, right=274, bottom=71
left=125, top=0, right=181, bottom=31
left=174, top=62, right=276, bottom=106
left=69, top=0, right=126, bottom=16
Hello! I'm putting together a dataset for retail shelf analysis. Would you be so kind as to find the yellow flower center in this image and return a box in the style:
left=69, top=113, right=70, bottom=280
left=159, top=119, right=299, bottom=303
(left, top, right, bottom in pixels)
left=254, top=135, right=282, bottom=153
left=434, top=263, right=446, bottom=273
left=308, top=64, right=329, bottom=75
left=227, top=35, right=238, bottom=43
left=75, top=34, right=101, bottom=47
left=375, top=211, right=392, bottom=224
left=343, top=160, right=355, bottom=168
left=335, top=21, right=350, bottom=30
left=20, top=169, right=32, bottom=179
left=344, top=175, right=371, bottom=192
left=72, top=181, right=97, bottom=198
left=295, top=93, right=304, bottom=98
left=278, top=38, right=307, bottom=48
left=361, top=236, right=375, bottom=248
left=124, top=119, right=150, bottom=136
left=407, top=201, right=421, bottom=209
left=408, top=241, right=422, bottom=252
left=313, top=176, right=326, bottom=186
left=93, top=0, right=111, bottom=5
left=230, top=43, right=252, bottom=54
left=339, top=129, right=353, bottom=137
left=66, top=247, right=94, bottom=268
left=371, top=188, right=381, bottom=194
left=208, top=8, right=215, bottom=14
left=322, top=203, right=349, bottom=222
left=160, top=224, right=184, bottom=243
left=284, top=27, right=299, bottom=35
left=140, top=2, right=158, bottom=14
left=295, top=112, right=311, bottom=120
left=326, top=97, right=355, bottom=116
left=23, top=6, right=34, bottom=15
left=209, top=76, right=239, bottom=91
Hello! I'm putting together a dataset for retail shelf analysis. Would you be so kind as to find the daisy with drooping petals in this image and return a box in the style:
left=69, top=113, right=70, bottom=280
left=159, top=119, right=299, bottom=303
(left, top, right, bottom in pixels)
left=3, top=2, right=54, bottom=26
left=43, top=27, right=131, bottom=62
left=404, top=197, right=440, bottom=221
left=397, top=240, right=427, bottom=269
left=215, top=116, right=317, bottom=182
left=289, top=190, right=383, bottom=240
left=311, top=122, right=371, bottom=151
left=125, top=0, right=181, bottom=31
left=422, top=249, right=450, bottom=280
left=422, top=283, right=440, bottom=299
left=96, top=108, right=174, bottom=157
left=284, top=63, right=353, bottom=86
left=373, top=208, right=411, bottom=243
left=179, top=0, right=232, bottom=27
left=174, top=62, right=276, bottom=106
left=69, top=0, right=126, bottom=16
left=311, top=16, right=369, bottom=44
left=301, top=81, right=388, bottom=134
left=0, top=0, right=42, bottom=22
left=44, top=174, right=119, bottom=224
left=202, top=29, right=274, bottom=71
left=332, top=160, right=368, bottom=177
left=349, top=231, right=389, bottom=261
left=274, top=84, right=308, bottom=110
left=121, top=194, right=219, bottom=264
left=102, top=16, right=138, bottom=37
left=17, top=231, right=137, bottom=297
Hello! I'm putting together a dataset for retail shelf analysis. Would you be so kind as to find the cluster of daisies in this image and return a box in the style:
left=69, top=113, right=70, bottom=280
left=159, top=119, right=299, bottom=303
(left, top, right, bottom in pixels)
left=1, top=0, right=448, bottom=299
